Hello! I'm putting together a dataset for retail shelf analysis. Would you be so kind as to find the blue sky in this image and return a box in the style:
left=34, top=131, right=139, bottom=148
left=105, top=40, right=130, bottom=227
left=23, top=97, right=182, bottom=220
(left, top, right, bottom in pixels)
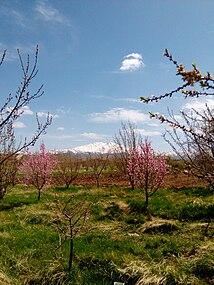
left=1, top=0, right=214, bottom=152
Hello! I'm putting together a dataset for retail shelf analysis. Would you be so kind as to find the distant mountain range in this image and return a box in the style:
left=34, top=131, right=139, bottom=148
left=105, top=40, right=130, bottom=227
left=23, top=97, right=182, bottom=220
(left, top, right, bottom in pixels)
left=54, top=141, right=177, bottom=158
left=55, top=142, right=121, bottom=157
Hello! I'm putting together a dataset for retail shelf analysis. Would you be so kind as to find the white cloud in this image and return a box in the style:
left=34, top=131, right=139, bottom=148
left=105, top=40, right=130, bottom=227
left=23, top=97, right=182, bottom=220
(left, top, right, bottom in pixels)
left=35, top=1, right=69, bottom=25
left=37, top=112, right=48, bottom=118
left=120, top=53, right=145, bottom=72
left=91, top=95, right=142, bottom=104
left=0, top=5, right=26, bottom=27
left=57, top=127, right=65, bottom=131
left=174, top=115, right=183, bottom=121
left=121, top=97, right=141, bottom=103
left=182, top=98, right=214, bottom=112
left=6, top=105, right=33, bottom=116
left=80, top=132, right=108, bottom=140
left=14, top=121, right=26, bottom=128
left=46, top=132, right=108, bottom=141
left=90, top=108, right=148, bottom=123
left=37, top=112, right=59, bottom=119
left=1, top=44, right=39, bottom=62
left=137, top=128, right=161, bottom=137
left=22, top=106, right=34, bottom=115
left=56, top=107, right=71, bottom=115
left=46, top=134, right=75, bottom=140
left=147, top=122, right=161, bottom=127
left=11, top=10, right=26, bottom=27
left=127, top=53, right=143, bottom=60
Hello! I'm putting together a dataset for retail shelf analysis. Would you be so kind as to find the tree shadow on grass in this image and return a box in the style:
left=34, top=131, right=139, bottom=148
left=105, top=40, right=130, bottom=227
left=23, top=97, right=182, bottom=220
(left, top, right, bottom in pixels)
left=0, top=199, right=35, bottom=211
left=178, top=187, right=213, bottom=197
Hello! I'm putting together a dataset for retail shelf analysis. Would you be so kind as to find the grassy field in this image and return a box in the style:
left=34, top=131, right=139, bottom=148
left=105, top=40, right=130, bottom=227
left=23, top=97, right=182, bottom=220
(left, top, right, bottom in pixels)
left=0, top=184, right=213, bottom=285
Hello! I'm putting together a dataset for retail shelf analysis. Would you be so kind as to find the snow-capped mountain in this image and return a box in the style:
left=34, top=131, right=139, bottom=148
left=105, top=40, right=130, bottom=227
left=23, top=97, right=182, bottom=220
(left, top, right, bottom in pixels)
left=71, top=142, right=119, bottom=154
left=55, top=142, right=122, bottom=157
left=54, top=142, right=175, bottom=158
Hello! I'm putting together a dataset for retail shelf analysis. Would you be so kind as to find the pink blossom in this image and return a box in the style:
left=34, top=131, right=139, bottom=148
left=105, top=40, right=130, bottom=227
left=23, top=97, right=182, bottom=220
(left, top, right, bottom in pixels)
left=127, top=139, right=167, bottom=206
left=19, top=143, right=57, bottom=200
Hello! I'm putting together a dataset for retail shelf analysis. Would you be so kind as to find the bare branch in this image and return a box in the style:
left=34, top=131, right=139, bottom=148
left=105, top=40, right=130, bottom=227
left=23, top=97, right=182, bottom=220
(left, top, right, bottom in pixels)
left=0, top=50, right=7, bottom=66
left=141, top=49, right=214, bottom=103
left=0, top=46, right=52, bottom=185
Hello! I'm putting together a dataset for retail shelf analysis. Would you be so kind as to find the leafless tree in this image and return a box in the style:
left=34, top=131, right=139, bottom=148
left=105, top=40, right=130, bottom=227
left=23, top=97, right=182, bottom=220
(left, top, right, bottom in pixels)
left=55, top=154, right=80, bottom=188
left=163, top=106, right=214, bottom=189
left=0, top=46, right=52, bottom=198
left=141, top=49, right=214, bottom=190
left=51, top=195, right=91, bottom=272
left=0, top=46, right=51, bottom=161
left=114, top=121, right=142, bottom=189
left=88, top=152, right=110, bottom=188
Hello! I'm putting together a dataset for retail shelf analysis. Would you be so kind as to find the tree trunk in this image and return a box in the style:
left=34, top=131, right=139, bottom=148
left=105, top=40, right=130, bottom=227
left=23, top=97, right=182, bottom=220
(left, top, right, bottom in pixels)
left=68, top=236, right=73, bottom=272
left=130, top=177, right=135, bottom=190
left=145, top=191, right=149, bottom=207
left=38, top=190, right=41, bottom=201
left=145, top=183, right=149, bottom=208
left=145, top=172, right=149, bottom=207
left=95, top=176, right=100, bottom=188
left=0, top=187, right=4, bottom=199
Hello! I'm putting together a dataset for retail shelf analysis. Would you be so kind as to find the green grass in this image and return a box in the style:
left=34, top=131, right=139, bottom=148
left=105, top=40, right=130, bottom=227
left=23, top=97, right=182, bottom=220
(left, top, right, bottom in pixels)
left=0, top=185, right=213, bottom=284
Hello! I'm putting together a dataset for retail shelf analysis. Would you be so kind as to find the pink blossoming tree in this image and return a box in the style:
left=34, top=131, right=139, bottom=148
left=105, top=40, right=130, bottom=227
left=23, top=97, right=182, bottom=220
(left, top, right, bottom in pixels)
left=19, top=143, right=56, bottom=201
left=127, top=139, right=167, bottom=207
